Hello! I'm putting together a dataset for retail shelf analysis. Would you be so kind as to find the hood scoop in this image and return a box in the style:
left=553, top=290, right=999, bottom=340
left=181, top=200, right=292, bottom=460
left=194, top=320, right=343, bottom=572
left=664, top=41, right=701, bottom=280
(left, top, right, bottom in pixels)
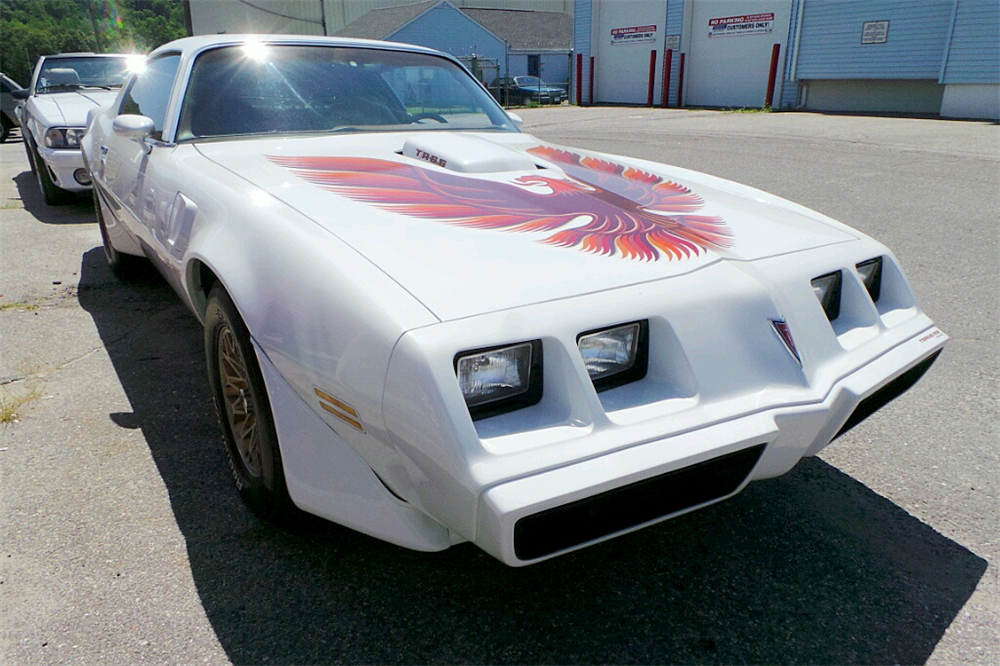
left=401, top=134, right=538, bottom=174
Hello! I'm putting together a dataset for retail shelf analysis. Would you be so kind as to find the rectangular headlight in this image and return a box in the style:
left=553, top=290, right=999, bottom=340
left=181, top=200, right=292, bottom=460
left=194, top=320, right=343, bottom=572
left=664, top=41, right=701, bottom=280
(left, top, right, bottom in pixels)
left=856, top=256, right=883, bottom=302
left=455, top=340, right=542, bottom=419
left=577, top=320, right=648, bottom=391
left=44, top=127, right=85, bottom=148
left=811, top=271, right=842, bottom=321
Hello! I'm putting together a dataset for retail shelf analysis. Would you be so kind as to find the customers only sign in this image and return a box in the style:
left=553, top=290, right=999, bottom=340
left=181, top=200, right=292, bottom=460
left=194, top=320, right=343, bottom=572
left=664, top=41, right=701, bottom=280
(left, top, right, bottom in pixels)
left=709, top=13, right=774, bottom=38
left=611, top=25, right=658, bottom=45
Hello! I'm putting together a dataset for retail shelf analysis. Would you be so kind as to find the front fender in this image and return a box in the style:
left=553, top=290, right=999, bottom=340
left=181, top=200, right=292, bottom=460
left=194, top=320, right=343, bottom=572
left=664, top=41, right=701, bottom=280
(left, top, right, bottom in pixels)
left=175, top=156, right=439, bottom=500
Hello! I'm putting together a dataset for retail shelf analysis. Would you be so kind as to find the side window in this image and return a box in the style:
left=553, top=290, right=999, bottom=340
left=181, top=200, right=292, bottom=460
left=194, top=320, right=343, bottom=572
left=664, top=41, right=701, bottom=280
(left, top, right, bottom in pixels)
left=119, top=54, right=181, bottom=140
left=0, top=81, right=10, bottom=94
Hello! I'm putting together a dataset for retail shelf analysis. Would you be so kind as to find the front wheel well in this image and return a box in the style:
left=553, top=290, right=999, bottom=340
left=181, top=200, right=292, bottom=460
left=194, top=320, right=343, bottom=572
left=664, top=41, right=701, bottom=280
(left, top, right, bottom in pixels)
left=189, top=259, right=220, bottom=319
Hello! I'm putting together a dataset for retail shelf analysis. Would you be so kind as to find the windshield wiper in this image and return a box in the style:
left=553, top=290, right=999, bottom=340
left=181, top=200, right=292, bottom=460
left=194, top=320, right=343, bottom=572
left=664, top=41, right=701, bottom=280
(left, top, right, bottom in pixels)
left=37, top=83, right=115, bottom=93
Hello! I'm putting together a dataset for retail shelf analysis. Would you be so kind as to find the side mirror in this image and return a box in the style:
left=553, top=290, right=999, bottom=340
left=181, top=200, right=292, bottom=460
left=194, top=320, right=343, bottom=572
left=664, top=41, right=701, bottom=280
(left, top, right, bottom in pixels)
left=113, top=114, right=156, bottom=153
left=507, top=111, right=524, bottom=128
left=12, top=89, right=29, bottom=100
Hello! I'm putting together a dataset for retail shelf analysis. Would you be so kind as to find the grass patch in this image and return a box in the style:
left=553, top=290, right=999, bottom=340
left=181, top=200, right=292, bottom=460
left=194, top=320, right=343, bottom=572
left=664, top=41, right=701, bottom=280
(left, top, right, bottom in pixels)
left=0, top=300, right=38, bottom=312
left=724, top=106, right=774, bottom=114
left=0, top=385, right=42, bottom=424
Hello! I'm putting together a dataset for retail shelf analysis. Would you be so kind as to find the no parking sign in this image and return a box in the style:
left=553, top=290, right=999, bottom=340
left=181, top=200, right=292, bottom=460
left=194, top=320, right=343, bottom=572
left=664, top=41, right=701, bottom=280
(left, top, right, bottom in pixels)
left=708, top=13, right=775, bottom=38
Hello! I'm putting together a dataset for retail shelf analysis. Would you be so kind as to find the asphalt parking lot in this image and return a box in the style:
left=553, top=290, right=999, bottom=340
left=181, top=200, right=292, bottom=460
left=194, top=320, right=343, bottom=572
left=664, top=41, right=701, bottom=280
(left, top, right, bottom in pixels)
left=1, top=107, right=997, bottom=665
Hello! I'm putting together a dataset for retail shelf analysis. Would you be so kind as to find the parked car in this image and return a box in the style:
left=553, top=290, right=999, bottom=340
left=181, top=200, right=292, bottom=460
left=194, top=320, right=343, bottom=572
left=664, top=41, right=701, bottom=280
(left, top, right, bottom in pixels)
left=0, top=73, right=23, bottom=143
left=15, top=52, right=136, bottom=204
left=83, top=35, right=946, bottom=566
left=489, top=76, right=566, bottom=105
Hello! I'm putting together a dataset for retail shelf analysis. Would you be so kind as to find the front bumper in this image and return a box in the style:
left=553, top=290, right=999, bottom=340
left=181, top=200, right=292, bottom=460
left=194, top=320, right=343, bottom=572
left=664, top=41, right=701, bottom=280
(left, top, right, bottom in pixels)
left=520, top=91, right=559, bottom=104
left=475, top=331, right=943, bottom=565
left=37, top=145, right=90, bottom=191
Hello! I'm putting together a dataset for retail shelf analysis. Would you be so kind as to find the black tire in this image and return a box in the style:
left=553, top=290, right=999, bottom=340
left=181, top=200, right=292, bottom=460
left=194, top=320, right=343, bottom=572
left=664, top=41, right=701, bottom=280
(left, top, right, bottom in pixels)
left=30, top=139, right=74, bottom=206
left=94, top=191, right=146, bottom=279
left=0, top=116, right=10, bottom=143
left=205, top=285, right=294, bottom=522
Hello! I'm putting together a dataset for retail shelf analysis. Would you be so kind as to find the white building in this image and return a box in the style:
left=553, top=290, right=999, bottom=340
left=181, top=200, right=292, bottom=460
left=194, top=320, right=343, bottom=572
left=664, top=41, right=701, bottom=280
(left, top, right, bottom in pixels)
left=573, top=0, right=999, bottom=119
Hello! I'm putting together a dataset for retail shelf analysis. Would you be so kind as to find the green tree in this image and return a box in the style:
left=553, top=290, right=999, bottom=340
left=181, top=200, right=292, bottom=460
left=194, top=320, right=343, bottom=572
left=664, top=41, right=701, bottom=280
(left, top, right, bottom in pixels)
left=0, top=0, right=188, bottom=86
left=118, top=0, right=188, bottom=52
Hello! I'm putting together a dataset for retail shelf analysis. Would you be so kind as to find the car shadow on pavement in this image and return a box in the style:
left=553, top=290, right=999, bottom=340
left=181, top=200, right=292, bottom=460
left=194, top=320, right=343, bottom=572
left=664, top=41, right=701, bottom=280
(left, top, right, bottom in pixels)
left=13, top=170, right=94, bottom=223
left=77, top=246, right=986, bottom=665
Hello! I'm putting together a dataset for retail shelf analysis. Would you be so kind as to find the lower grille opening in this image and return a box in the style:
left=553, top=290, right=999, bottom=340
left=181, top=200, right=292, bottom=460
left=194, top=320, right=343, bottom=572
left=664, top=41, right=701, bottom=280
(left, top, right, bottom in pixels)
left=835, top=349, right=941, bottom=440
left=513, top=443, right=766, bottom=561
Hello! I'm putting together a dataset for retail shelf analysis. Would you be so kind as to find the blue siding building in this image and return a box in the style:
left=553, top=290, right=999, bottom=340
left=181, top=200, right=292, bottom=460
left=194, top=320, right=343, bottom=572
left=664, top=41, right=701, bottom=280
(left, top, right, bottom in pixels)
left=337, top=0, right=573, bottom=92
left=940, top=0, right=1000, bottom=117
left=573, top=0, right=593, bottom=102
left=664, top=1, right=685, bottom=106
left=790, top=0, right=998, bottom=116
left=574, top=0, right=999, bottom=118
left=780, top=0, right=802, bottom=109
left=392, top=3, right=508, bottom=66
left=795, top=1, right=954, bottom=80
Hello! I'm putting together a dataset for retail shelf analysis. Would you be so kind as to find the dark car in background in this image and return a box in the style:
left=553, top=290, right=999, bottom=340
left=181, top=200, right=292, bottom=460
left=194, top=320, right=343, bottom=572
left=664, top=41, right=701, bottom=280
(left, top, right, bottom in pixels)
left=488, top=76, right=566, bottom=106
left=0, top=73, right=23, bottom=143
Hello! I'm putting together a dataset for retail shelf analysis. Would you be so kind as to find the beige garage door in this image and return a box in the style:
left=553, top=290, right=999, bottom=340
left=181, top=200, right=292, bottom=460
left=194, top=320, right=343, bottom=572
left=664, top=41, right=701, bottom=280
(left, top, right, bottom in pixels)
left=685, top=0, right=792, bottom=108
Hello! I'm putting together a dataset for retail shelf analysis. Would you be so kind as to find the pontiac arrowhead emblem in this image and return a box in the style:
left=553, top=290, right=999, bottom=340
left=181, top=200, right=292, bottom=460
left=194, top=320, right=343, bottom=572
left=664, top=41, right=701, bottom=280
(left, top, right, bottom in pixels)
left=770, top=319, right=801, bottom=365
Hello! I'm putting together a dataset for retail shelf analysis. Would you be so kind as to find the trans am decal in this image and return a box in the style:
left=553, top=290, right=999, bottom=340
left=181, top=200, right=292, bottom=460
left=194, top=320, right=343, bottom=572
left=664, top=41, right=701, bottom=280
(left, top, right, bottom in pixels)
left=269, top=147, right=732, bottom=261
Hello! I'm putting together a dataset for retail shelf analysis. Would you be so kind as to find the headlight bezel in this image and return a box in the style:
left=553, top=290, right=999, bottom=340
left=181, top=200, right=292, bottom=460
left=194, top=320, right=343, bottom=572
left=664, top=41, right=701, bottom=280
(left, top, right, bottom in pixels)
left=43, top=126, right=86, bottom=149
left=856, top=256, right=883, bottom=302
left=811, top=270, right=843, bottom=322
left=577, top=319, right=649, bottom=392
left=454, top=339, right=543, bottom=420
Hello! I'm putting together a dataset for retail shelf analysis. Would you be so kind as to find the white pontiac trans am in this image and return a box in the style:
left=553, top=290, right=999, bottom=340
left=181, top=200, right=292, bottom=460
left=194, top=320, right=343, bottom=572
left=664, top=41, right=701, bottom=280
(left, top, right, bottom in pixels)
left=82, top=35, right=947, bottom=566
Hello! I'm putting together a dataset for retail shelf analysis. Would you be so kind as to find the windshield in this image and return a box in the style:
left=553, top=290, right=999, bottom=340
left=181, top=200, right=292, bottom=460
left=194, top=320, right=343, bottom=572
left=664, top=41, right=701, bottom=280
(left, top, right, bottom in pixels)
left=176, top=44, right=517, bottom=141
left=36, top=57, right=132, bottom=92
left=515, top=77, right=544, bottom=86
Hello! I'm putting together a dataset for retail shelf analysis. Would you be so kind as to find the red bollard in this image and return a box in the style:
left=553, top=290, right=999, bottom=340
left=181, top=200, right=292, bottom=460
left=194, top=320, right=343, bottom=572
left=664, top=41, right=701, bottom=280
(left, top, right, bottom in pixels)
left=765, top=43, right=781, bottom=109
left=661, top=49, right=673, bottom=107
left=576, top=53, right=583, bottom=106
left=647, top=49, right=657, bottom=107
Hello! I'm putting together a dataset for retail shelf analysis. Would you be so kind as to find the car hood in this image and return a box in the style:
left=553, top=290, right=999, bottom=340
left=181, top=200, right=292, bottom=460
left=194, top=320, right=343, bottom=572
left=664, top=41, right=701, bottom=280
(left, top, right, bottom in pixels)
left=31, top=89, right=118, bottom=126
left=196, top=131, right=858, bottom=321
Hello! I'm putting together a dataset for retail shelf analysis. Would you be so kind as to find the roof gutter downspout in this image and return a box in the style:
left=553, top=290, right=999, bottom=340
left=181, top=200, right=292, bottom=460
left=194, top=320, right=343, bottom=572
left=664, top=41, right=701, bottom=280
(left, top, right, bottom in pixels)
left=938, top=0, right=960, bottom=84
left=790, top=0, right=806, bottom=81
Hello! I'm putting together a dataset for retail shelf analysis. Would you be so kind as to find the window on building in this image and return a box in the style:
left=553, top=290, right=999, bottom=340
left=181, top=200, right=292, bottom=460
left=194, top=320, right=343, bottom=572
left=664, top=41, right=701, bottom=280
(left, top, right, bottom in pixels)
left=528, top=55, right=540, bottom=78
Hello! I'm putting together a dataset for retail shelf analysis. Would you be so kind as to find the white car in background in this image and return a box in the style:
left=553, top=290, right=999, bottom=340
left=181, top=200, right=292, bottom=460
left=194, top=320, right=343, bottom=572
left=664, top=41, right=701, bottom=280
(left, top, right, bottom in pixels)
left=15, top=52, right=136, bottom=205
left=82, top=35, right=947, bottom=566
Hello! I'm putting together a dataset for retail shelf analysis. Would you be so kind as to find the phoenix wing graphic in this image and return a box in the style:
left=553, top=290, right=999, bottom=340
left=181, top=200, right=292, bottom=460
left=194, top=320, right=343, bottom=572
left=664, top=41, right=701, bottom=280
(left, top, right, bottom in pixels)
left=269, top=147, right=731, bottom=261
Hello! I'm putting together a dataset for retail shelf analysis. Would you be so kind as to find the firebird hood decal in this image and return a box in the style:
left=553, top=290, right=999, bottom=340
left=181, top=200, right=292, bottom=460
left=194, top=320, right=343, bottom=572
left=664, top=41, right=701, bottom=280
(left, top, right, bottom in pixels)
left=267, top=147, right=732, bottom=261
